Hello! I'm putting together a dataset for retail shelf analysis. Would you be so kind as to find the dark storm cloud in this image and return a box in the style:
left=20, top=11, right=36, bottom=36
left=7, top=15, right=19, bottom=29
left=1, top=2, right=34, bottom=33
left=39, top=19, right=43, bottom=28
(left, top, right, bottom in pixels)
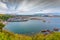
left=1, top=0, right=60, bottom=6
left=0, top=0, right=60, bottom=14
left=0, top=0, right=60, bottom=9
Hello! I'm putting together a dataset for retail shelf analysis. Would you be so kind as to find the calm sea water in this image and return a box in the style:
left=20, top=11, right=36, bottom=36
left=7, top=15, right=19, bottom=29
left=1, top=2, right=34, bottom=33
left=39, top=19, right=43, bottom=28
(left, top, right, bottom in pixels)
left=4, top=17, right=60, bottom=34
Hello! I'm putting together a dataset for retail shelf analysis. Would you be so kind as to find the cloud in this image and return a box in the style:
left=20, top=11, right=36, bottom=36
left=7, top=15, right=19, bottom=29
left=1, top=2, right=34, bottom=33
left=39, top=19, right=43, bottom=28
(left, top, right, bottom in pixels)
left=35, top=8, right=60, bottom=13
left=0, top=2, right=8, bottom=14
left=0, top=2, right=8, bottom=9
left=0, top=0, right=60, bottom=15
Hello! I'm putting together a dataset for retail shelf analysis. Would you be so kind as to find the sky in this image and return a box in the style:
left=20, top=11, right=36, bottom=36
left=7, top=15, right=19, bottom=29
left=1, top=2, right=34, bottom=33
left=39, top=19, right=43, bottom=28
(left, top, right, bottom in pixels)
left=0, top=0, right=60, bottom=15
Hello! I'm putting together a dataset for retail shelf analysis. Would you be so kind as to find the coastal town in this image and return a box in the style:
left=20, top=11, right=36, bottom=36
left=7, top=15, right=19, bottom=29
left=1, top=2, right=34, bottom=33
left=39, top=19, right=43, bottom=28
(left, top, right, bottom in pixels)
left=6, top=14, right=60, bottom=22
left=0, top=14, right=60, bottom=22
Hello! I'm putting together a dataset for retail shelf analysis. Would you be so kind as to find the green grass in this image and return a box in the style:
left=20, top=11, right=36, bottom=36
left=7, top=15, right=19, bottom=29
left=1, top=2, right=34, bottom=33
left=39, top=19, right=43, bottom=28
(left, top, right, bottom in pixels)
left=0, top=30, right=32, bottom=40
left=0, top=30, right=60, bottom=40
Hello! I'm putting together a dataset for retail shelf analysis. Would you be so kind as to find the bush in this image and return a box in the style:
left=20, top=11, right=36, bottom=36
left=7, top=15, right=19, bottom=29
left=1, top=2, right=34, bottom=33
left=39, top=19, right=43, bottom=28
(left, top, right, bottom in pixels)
left=0, top=23, right=5, bottom=32
left=0, top=31, right=60, bottom=40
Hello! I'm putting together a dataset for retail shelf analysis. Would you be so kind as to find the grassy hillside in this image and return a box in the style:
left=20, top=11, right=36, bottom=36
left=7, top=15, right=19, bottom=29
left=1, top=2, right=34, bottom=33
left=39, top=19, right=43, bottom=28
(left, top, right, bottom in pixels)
left=0, top=30, right=32, bottom=40
left=0, top=30, right=60, bottom=40
left=0, top=14, right=13, bottom=21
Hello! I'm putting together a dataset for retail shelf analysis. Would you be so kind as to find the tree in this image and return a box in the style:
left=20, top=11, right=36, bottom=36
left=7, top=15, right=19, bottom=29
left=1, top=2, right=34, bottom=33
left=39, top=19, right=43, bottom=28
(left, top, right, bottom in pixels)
left=0, top=23, right=5, bottom=32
